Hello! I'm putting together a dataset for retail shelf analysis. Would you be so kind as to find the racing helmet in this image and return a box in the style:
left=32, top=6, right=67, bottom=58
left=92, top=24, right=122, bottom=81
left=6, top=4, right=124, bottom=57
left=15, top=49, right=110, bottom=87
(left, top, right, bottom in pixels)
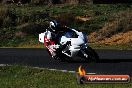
left=49, top=20, right=61, bottom=32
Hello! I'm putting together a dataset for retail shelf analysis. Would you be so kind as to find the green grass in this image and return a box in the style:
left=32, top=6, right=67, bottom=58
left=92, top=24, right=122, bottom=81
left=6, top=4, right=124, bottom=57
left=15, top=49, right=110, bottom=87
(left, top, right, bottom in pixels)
left=0, top=65, right=131, bottom=88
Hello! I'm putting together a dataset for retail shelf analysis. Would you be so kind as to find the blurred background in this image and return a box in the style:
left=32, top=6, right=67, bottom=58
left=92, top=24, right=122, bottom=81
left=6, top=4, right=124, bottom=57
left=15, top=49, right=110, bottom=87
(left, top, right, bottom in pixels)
left=0, top=0, right=131, bottom=48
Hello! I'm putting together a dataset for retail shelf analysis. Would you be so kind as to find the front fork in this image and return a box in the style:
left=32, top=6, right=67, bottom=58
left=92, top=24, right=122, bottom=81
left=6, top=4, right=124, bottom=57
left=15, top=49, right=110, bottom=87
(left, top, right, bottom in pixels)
left=79, top=43, right=89, bottom=58
left=80, top=49, right=89, bottom=58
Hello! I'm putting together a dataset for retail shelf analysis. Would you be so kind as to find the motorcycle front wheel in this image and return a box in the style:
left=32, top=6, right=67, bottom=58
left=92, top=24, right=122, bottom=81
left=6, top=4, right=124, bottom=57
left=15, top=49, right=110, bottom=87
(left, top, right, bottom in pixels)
left=83, top=46, right=99, bottom=62
left=46, top=49, right=67, bottom=62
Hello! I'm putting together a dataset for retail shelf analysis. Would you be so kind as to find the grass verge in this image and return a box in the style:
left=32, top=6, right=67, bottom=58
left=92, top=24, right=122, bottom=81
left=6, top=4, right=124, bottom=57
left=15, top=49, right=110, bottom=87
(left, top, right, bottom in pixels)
left=1, top=43, right=132, bottom=50
left=0, top=65, right=132, bottom=88
left=89, top=43, right=132, bottom=50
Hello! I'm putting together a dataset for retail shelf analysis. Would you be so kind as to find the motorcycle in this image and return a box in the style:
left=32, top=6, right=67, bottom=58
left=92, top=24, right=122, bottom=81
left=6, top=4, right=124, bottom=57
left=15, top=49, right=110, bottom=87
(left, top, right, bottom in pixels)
left=39, top=28, right=99, bottom=62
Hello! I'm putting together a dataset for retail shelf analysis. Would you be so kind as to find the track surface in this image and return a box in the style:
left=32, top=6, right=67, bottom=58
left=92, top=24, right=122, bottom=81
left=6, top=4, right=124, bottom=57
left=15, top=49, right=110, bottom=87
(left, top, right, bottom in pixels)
left=0, top=48, right=132, bottom=75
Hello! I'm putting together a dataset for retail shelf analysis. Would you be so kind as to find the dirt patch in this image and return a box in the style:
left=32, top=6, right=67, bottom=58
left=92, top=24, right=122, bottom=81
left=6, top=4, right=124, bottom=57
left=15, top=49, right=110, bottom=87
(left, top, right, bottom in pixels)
left=88, top=31, right=132, bottom=45
left=75, top=16, right=91, bottom=22
left=88, top=10, right=132, bottom=45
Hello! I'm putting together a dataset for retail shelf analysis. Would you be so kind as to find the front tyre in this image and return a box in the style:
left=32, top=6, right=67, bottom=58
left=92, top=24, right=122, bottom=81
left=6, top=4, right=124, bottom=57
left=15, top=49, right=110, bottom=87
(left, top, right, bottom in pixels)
left=84, top=46, right=99, bottom=62
left=47, top=49, right=66, bottom=62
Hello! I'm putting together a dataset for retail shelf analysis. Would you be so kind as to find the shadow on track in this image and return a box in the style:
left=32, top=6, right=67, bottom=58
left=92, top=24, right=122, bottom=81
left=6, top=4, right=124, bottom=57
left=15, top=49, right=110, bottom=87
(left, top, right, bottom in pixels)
left=66, top=59, right=132, bottom=63
left=98, top=59, right=132, bottom=63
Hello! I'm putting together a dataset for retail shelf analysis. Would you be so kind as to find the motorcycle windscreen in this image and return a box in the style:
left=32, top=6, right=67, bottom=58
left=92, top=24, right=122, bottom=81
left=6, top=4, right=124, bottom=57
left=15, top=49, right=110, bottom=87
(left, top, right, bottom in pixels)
left=63, top=31, right=85, bottom=46
left=65, top=31, right=78, bottom=38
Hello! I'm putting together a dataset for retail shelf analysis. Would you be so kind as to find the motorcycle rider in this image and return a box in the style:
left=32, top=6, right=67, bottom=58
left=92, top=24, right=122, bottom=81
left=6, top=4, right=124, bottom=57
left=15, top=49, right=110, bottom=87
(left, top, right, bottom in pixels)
left=45, top=20, right=71, bottom=60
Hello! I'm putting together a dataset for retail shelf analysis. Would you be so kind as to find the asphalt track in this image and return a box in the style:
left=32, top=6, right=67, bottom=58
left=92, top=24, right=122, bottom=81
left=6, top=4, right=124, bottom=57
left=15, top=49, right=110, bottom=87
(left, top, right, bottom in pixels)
left=0, top=48, right=132, bottom=75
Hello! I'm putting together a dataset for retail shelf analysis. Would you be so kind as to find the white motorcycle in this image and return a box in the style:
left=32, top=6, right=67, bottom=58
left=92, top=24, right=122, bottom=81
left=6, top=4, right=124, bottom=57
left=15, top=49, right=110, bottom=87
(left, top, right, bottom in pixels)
left=39, top=28, right=99, bottom=62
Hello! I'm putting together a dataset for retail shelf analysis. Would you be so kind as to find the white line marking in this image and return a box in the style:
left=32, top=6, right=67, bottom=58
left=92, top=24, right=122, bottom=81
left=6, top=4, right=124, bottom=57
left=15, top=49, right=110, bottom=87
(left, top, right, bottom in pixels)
left=0, top=64, right=9, bottom=66
left=0, top=64, right=96, bottom=74
left=48, top=69, right=57, bottom=71
left=69, top=71, right=76, bottom=73
left=87, top=73, right=96, bottom=74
